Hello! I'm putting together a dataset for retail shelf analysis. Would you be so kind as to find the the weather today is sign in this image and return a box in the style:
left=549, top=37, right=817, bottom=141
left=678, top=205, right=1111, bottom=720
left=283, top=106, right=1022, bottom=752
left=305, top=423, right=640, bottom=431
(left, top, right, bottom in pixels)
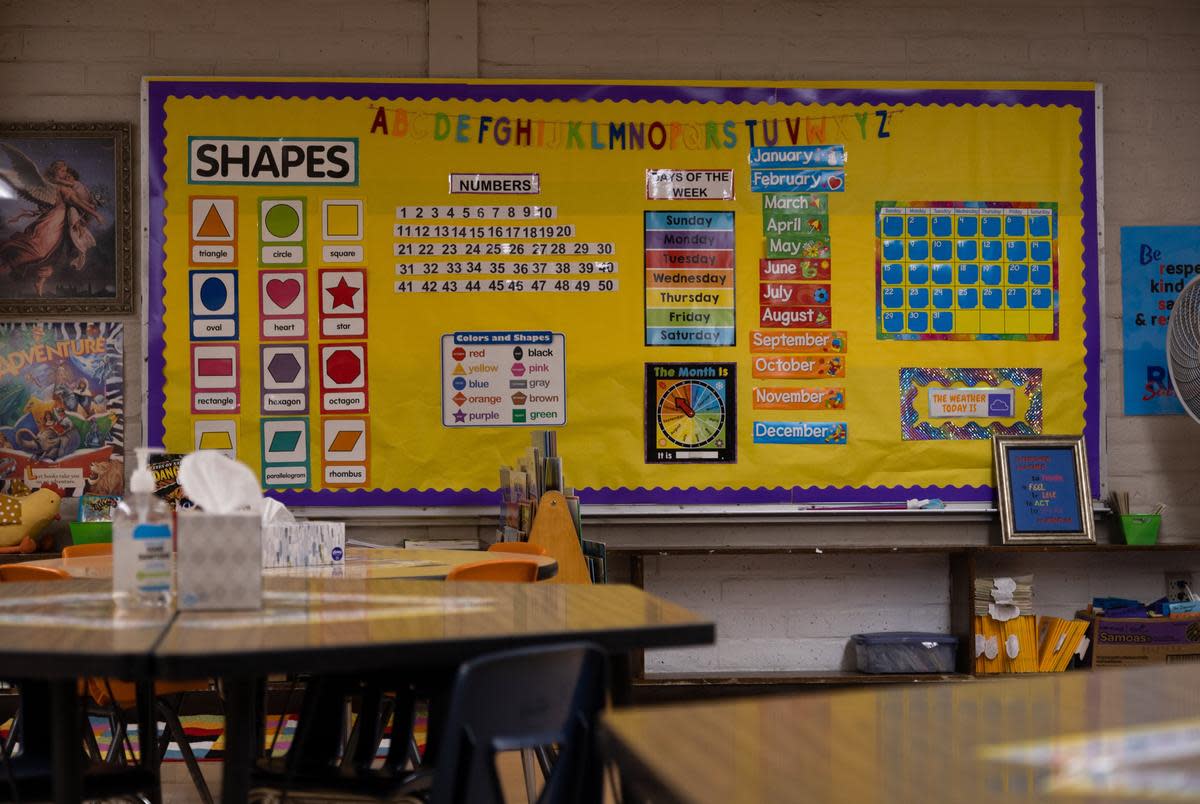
left=928, top=387, right=1014, bottom=418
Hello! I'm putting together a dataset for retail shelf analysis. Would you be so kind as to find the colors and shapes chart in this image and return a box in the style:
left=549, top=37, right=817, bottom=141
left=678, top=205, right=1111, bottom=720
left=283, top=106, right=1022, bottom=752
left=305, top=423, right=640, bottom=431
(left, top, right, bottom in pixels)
left=644, top=212, right=735, bottom=346
left=876, top=202, right=1059, bottom=339
left=645, top=363, right=736, bottom=463
left=441, top=332, right=566, bottom=427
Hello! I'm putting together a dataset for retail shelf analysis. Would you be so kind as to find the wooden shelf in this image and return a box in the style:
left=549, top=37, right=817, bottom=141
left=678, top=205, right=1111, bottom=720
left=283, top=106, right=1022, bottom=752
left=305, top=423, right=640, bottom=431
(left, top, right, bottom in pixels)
left=631, top=671, right=974, bottom=702
left=637, top=671, right=973, bottom=686
left=613, top=543, right=1200, bottom=558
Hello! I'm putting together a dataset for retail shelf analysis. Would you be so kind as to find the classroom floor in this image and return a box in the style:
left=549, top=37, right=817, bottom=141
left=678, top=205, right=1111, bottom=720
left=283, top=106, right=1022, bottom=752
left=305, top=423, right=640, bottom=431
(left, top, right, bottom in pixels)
left=159, top=754, right=610, bottom=803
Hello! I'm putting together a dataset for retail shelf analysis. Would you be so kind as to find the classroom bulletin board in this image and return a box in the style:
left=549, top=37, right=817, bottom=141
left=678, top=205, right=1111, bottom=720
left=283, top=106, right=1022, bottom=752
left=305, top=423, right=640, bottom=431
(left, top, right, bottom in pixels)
left=144, top=79, right=1102, bottom=506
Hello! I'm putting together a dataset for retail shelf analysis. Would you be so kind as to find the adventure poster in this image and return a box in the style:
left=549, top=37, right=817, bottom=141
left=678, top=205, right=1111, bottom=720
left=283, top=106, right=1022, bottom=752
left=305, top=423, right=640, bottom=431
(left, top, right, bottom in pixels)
left=0, top=322, right=124, bottom=496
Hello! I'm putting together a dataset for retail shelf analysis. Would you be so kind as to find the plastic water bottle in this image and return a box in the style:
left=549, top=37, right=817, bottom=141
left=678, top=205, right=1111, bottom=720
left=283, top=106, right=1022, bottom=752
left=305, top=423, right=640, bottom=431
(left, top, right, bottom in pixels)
left=112, top=447, right=174, bottom=609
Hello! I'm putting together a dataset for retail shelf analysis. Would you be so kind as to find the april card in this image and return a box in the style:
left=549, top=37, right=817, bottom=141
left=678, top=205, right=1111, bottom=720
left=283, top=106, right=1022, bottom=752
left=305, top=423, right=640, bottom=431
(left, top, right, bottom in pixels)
left=0, top=123, right=134, bottom=314
left=0, top=322, right=125, bottom=497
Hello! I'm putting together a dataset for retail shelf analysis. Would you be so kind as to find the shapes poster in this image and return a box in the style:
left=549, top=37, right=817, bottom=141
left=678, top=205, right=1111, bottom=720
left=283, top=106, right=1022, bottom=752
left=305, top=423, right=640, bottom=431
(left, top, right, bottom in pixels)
left=0, top=322, right=124, bottom=496
left=1120, top=226, right=1200, bottom=416
left=145, top=79, right=1100, bottom=505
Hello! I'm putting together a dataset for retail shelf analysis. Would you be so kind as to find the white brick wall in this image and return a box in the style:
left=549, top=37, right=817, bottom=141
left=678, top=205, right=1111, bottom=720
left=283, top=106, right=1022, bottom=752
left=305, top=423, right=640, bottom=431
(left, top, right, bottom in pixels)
left=5, top=0, right=1199, bottom=673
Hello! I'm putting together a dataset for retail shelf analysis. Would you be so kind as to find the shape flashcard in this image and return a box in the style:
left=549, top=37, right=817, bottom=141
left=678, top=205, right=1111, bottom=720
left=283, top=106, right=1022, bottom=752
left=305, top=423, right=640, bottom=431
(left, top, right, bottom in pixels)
left=319, top=269, right=367, bottom=337
left=189, top=196, right=237, bottom=265
left=259, top=197, right=306, bottom=265
left=322, top=417, right=368, bottom=487
left=260, top=270, right=308, bottom=339
left=194, top=419, right=238, bottom=459
left=189, top=270, right=239, bottom=340
left=260, top=344, right=309, bottom=415
left=319, top=343, right=368, bottom=413
left=261, top=418, right=310, bottom=488
left=190, top=344, right=240, bottom=413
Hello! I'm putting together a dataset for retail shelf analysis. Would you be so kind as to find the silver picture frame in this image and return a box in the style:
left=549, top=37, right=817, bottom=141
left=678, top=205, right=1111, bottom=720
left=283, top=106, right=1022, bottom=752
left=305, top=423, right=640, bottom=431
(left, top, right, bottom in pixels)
left=993, top=434, right=1095, bottom=545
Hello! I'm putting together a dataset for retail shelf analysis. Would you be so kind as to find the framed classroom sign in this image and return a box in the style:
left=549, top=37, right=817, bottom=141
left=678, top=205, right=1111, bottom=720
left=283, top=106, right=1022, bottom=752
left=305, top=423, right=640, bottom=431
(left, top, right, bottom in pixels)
left=993, top=434, right=1095, bottom=544
left=143, top=78, right=1102, bottom=508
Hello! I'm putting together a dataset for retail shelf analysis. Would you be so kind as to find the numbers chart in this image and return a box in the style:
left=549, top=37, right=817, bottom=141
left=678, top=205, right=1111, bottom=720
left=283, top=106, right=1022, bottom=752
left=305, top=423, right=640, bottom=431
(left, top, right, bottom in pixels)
left=393, top=205, right=618, bottom=294
left=876, top=202, right=1058, bottom=340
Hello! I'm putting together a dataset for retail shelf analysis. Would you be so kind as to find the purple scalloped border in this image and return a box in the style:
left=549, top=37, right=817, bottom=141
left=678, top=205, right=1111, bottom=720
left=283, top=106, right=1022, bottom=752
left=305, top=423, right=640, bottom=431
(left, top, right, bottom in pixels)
left=146, top=80, right=1100, bottom=507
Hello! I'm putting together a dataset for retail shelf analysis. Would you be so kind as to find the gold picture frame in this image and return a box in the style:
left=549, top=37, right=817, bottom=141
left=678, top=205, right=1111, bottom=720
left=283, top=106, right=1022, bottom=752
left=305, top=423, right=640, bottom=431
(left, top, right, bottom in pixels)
left=993, top=434, right=1095, bottom=545
left=0, top=122, right=134, bottom=315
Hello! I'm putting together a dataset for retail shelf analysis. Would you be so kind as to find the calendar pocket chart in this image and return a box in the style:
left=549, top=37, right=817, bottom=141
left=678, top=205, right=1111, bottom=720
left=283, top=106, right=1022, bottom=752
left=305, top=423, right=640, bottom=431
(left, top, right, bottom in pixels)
left=877, top=203, right=1059, bottom=340
left=146, top=78, right=1101, bottom=506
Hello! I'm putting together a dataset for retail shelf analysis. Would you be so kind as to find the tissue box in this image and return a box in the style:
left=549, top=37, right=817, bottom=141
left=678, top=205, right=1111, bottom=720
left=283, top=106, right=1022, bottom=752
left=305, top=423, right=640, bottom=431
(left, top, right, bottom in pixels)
left=262, top=521, right=346, bottom=568
left=177, top=511, right=262, bottom=610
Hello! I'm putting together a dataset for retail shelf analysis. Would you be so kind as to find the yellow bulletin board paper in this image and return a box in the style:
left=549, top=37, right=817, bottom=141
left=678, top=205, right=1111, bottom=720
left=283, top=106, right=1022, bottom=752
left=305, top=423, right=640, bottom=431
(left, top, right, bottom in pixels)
left=144, top=79, right=1101, bottom=507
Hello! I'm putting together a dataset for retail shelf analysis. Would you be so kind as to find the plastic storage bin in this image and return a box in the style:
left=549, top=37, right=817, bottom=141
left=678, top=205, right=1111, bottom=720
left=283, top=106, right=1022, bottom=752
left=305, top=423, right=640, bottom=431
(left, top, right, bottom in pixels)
left=1119, top=514, right=1160, bottom=545
left=852, top=632, right=958, bottom=674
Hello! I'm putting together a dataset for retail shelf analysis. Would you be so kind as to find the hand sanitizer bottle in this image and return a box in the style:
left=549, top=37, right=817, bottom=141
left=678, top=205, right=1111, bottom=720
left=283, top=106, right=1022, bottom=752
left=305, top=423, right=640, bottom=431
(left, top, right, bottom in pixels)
left=112, top=447, right=174, bottom=609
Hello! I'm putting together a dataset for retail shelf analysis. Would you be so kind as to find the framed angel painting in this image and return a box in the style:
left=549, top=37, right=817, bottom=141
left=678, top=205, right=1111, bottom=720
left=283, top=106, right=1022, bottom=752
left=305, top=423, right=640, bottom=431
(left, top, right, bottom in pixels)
left=0, top=123, right=134, bottom=314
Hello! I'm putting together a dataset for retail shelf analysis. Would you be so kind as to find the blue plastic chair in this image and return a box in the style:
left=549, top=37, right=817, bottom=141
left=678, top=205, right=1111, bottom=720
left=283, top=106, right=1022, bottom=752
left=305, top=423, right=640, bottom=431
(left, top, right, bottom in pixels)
left=425, top=642, right=608, bottom=804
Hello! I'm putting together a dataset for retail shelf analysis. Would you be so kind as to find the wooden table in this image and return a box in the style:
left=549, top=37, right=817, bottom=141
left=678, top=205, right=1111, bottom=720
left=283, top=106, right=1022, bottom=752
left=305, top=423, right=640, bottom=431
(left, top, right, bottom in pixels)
left=21, top=545, right=558, bottom=581
left=0, top=575, right=710, bottom=802
left=0, top=579, right=172, bottom=803
left=152, top=577, right=712, bottom=801
left=602, top=664, right=1200, bottom=803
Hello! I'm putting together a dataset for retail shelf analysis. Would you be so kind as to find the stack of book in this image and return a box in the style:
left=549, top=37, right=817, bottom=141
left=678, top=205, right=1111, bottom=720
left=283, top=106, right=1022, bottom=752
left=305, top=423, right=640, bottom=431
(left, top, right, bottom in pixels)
left=974, top=575, right=1037, bottom=673
left=498, top=431, right=605, bottom=582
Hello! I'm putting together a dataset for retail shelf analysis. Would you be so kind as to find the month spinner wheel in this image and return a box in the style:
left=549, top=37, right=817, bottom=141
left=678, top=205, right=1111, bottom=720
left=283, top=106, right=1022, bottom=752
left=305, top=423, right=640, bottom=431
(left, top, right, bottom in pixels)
left=656, top=379, right=726, bottom=448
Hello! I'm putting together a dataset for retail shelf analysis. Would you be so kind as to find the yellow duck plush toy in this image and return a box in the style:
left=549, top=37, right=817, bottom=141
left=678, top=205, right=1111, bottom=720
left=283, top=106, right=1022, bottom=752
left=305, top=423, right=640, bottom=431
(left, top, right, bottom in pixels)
left=0, top=483, right=64, bottom=554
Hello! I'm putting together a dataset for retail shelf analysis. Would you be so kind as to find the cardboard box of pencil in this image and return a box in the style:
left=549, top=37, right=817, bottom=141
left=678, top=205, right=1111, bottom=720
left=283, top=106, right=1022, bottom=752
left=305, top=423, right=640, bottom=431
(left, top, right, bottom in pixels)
left=262, top=522, right=346, bottom=568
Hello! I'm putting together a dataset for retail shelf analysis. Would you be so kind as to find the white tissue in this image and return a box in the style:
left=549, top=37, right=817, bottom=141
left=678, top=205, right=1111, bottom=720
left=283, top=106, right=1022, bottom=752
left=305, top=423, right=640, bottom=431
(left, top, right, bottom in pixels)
left=1005, top=634, right=1021, bottom=659
left=260, top=497, right=295, bottom=527
left=178, top=451, right=265, bottom=514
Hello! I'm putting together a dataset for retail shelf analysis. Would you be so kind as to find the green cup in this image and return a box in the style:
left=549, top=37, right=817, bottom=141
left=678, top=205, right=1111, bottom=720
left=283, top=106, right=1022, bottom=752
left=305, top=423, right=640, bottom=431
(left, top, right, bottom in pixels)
left=1119, top=514, right=1160, bottom=546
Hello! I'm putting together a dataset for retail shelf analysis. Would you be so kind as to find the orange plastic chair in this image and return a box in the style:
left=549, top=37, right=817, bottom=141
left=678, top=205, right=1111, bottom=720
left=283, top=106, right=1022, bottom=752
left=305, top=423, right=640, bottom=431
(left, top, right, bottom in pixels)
left=446, top=558, right=540, bottom=583
left=62, top=543, right=113, bottom=559
left=0, top=564, right=71, bottom=582
left=487, top=542, right=549, bottom=557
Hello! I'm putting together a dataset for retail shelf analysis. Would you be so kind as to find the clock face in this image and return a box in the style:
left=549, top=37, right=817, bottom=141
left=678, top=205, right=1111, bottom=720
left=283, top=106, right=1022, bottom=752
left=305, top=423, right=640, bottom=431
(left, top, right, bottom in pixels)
left=656, top=379, right=726, bottom=448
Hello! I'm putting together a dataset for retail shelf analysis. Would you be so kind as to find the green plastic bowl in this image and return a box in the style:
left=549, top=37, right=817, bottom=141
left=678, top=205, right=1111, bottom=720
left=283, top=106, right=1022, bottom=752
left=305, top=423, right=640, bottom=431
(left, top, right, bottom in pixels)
left=68, top=521, right=113, bottom=545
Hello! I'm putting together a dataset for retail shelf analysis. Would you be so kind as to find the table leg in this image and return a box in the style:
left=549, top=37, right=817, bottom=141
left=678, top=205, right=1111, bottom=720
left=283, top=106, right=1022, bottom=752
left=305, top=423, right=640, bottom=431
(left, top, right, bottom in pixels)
left=606, top=652, right=636, bottom=804
left=608, top=651, right=633, bottom=708
left=48, top=678, right=82, bottom=804
left=221, top=675, right=258, bottom=804
left=136, top=680, right=162, bottom=804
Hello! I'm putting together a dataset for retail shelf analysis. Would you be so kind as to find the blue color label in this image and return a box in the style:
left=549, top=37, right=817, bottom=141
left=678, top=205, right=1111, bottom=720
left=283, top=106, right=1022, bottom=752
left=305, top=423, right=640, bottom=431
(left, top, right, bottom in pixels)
left=644, top=211, right=734, bottom=231
left=753, top=421, right=847, bottom=444
left=748, top=146, right=845, bottom=169
left=750, top=169, right=845, bottom=193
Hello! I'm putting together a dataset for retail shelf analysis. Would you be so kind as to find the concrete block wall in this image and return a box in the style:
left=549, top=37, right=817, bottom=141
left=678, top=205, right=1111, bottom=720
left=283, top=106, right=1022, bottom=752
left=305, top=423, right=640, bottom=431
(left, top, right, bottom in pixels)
left=4, top=0, right=1200, bottom=673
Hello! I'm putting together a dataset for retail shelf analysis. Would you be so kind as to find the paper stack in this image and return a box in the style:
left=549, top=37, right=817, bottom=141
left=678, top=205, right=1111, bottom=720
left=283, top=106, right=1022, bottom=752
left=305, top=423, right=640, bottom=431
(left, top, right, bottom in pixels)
left=974, top=575, right=1037, bottom=674
left=1036, top=616, right=1090, bottom=672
